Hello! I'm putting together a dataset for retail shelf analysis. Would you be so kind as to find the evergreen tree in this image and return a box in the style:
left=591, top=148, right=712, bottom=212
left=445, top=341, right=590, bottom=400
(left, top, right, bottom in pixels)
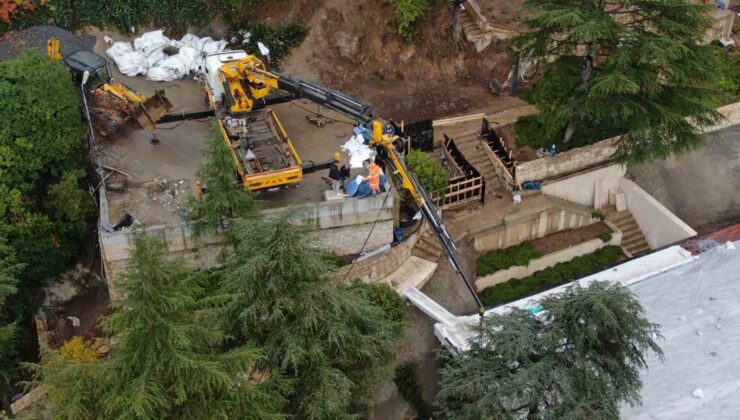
left=189, top=126, right=258, bottom=236
left=515, top=0, right=727, bottom=162
left=222, top=214, right=404, bottom=418
left=0, top=239, right=22, bottom=414
left=436, top=281, right=663, bottom=419
left=30, top=231, right=285, bottom=420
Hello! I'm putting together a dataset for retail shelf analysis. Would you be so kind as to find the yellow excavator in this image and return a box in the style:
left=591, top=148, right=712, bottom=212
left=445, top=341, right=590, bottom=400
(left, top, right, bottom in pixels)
left=47, top=38, right=173, bottom=140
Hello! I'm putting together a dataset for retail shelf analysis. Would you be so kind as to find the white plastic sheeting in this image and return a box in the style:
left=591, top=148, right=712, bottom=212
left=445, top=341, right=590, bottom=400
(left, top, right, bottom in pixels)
left=341, top=134, right=373, bottom=168
left=105, top=29, right=227, bottom=81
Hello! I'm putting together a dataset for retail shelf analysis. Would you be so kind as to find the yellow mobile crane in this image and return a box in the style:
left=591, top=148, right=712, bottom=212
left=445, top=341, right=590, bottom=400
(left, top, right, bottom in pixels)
left=159, top=50, right=485, bottom=314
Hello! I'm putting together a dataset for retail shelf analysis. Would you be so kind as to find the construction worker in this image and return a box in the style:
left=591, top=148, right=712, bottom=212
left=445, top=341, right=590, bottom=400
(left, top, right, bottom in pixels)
left=363, top=158, right=381, bottom=194
left=328, top=153, right=343, bottom=194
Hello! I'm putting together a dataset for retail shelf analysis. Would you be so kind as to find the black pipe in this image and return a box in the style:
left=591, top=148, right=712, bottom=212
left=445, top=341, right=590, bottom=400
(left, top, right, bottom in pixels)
left=157, top=109, right=216, bottom=124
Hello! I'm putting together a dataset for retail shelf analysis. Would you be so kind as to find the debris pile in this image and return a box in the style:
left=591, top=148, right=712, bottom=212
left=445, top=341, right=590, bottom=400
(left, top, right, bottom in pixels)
left=146, top=177, right=191, bottom=213
left=88, top=89, right=135, bottom=136
left=106, top=29, right=227, bottom=81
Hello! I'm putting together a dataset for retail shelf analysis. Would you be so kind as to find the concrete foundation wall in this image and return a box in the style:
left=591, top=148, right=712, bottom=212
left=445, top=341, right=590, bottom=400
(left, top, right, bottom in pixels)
left=618, top=178, right=697, bottom=249
left=476, top=231, right=622, bottom=291
left=542, top=164, right=626, bottom=209
left=473, top=198, right=595, bottom=253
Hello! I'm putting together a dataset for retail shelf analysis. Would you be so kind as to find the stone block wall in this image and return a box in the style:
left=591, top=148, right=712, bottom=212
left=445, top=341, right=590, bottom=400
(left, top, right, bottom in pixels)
left=334, top=222, right=426, bottom=283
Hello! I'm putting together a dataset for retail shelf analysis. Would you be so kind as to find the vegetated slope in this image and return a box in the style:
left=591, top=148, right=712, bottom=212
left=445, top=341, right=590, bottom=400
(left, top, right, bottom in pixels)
left=253, top=0, right=527, bottom=122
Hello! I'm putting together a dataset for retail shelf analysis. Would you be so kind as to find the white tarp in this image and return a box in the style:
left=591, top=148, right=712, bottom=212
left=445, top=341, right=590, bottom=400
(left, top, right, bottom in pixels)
left=341, top=134, right=373, bottom=169
left=106, top=29, right=227, bottom=82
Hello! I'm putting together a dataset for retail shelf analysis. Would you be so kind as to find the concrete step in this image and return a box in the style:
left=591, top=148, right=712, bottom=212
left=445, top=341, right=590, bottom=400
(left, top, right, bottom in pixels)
left=630, top=244, right=652, bottom=255
left=385, top=257, right=438, bottom=291
left=623, top=230, right=645, bottom=243
left=623, top=237, right=649, bottom=251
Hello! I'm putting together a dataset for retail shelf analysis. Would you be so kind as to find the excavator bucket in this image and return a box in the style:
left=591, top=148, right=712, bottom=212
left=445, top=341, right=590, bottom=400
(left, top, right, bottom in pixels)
left=131, top=90, right=173, bottom=129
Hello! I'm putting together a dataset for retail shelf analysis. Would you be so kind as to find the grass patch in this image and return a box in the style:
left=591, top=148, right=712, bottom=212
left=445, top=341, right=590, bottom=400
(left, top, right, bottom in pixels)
left=476, top=241, right=541, bottom=277
left=479, top=245, right=622, bottom=308
left=321, top=251, right=348, bottom=269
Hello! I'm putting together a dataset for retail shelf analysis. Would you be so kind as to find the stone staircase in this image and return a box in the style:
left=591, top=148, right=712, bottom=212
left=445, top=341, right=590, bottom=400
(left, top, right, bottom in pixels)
left=456, top=0, right=515, bottom=52
left=606, top=210, right=651, bottom=256
left=451, top=133, right=502, bottom=195
left=412, top=231, right=444, bottom=262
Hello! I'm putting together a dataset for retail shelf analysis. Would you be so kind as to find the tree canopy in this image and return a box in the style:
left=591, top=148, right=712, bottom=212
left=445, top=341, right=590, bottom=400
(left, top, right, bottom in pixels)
left=188, top=127, right=258, bottom=236
left=30, top=231, right=286, bottom=420
left=515, top=0, right=727, bottom=163
left=436, top=281, right=663, bottom=419
left=221, top=214, right=404, bottom=418
left=0, top=239, right=21, bottom=411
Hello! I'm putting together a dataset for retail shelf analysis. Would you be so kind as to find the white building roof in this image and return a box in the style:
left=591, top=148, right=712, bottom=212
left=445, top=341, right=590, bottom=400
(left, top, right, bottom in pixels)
left=621, top=241, right=740, bottom=419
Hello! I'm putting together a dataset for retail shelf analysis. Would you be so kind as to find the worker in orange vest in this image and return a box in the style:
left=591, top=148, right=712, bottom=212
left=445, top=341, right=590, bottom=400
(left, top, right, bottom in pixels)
left=363, top=159, right=381, bottom=194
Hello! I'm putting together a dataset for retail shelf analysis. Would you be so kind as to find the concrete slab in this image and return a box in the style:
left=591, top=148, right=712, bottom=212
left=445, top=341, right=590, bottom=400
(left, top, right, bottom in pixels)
left=385, top=256, right=437, bottom=290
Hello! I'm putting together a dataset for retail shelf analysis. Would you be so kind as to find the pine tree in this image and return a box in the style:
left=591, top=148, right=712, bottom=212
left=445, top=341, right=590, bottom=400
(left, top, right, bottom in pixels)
left=188, top=125, right=258, bottom=236
left=30, top=231, right=285, bottom=420
left=221, top=214, right=404, bottom=418
left=515, top=0, right=727, bottom=163
left=0, top=238, right=21, bottom=414
left=436, top=281, right=663, bottom=419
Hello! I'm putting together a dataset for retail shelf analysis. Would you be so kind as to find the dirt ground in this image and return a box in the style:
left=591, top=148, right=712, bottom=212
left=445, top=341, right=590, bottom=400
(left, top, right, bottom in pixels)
left=478, top=0, right=527, bottom=28
left=256, top=0, right=526, bottom=122
left=530, top=222, right=610, bottom=255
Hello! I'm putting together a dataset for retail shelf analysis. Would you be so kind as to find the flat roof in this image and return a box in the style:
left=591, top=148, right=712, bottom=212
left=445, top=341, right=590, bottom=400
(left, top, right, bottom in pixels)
left=620, top=240, right=740, bottom=419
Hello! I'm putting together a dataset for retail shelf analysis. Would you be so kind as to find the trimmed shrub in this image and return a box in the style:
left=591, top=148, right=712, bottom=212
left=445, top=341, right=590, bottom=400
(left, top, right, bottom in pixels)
left=476, top=241, right=541, bottom=277
left=479, top=246, right=622, bottom=308
left=599, top=232, right=612, bottom=243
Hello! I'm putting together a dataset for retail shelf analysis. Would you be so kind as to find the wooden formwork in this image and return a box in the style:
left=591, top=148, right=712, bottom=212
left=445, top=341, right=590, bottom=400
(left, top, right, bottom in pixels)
left=434, top=136, right=485, bottom=209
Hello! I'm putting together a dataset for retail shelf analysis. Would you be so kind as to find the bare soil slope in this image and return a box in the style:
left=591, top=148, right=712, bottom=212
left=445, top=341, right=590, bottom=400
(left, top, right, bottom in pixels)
left=252, top=0, right=526, bottom=122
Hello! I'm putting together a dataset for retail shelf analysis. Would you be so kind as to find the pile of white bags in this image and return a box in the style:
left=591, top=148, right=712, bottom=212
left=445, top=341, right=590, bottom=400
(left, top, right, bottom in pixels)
left=106, top=29, right=227, bottom=82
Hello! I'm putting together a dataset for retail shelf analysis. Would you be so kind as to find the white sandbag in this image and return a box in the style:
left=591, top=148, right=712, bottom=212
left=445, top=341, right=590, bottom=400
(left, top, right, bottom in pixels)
left=133, top=29, right=169, bottom=56
left=106, top=41, right=147, bottom=76
left=177, top=46, right=200, bottom=72
left=200, top=38, right=227, bottom=55
left=146, top=47, right=166, bottom=67
left=179, top=34, right=202, bottom=49
left=146, top=55, right=188, bottom=82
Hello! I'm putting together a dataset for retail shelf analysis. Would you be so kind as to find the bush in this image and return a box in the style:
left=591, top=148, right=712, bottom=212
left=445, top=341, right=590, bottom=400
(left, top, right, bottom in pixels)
left=599, top=232, right=612, bottom=243
left=394, top=362, right=430, bottom=418
left=479, top=246, right=622, bottom=307
left=59, top=336, right=98, bottom=363
left=405, top=150, right=449, bottom=198
left=388, top=0, right=429, bottom=42
left=355, top=282, right=406, bottom=325
left=592, top=210, right=605, bottom=221
left=228, top=22, right=309, bottom=69
left=476, top=241, right=541, bottom=277
left=321, top=251, right=348, bottom=269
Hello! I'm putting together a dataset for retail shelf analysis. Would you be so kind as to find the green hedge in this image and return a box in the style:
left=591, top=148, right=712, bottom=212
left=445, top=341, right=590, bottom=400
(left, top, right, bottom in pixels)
left=353, top=282, right=406, bottom=325
left=479, top=246, right=622, bottom=308
left=476, top=241, right=541, bottom=277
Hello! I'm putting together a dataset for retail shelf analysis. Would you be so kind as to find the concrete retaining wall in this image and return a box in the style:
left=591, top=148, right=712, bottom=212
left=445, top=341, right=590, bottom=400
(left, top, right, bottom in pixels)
left=515, top=137, right=619, bottom=184
left=473, top=195, right=595, bottom=253
left=542, top=164, right=626, bottom=209
left=476, top=230, right=622, bottom=291
left=618, top=178, right=697, bottom=249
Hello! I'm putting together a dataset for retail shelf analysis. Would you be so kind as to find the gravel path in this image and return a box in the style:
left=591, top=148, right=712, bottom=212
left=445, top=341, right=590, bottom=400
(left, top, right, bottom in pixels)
left=0, top=25, right=96, bottom=61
